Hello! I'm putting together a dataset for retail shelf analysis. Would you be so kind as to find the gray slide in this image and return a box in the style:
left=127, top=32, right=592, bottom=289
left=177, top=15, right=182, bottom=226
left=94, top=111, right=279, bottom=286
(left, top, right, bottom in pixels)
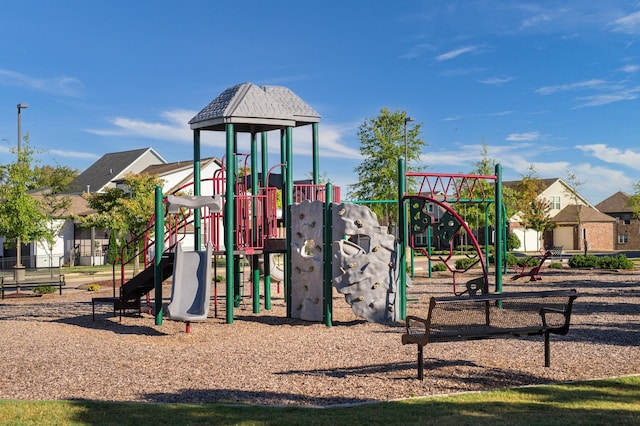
left=166, top=242, right=212, bottom=322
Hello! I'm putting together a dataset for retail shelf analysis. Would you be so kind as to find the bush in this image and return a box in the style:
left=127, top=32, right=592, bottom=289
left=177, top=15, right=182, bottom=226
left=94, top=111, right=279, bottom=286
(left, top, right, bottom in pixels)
left=86, top=284, right=100, bottom=292
left=598, top=254, right=634, bottom=270
left=548, top=262, right=563, bottom=269
left=505, top=253, right=519, bottom=266
left=568, top=254, right=600, bottom=268
left=455, top=257, right=478, bottom=270
left=33, top=285, right=57, bottom=295
left=506, top=232, right=521, bottom=251
left=431, top=262, right=447, bottom=272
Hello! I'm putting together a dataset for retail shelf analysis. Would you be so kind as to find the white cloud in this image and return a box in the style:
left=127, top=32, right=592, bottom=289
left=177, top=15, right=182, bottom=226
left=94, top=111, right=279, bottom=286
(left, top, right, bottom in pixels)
left=505, top=131, right=540, bottom=142
left=46, top=149, right=100, bottom=160
left=435, top=46, right=478, bottom=62
left=535, top=79, right=605, bottom=95
left=478, top=77, right=514, bottom=85
left=85, top=110, right=361, bottom=160
left=618, top=64, right=640, bottom=73
left=0, top=69, right=84, bottom=97
left=574, top=86, right=640, bottom=107
left=610, top=11, right=640, bottom=34
left=576, top=144, right=640, bottom=170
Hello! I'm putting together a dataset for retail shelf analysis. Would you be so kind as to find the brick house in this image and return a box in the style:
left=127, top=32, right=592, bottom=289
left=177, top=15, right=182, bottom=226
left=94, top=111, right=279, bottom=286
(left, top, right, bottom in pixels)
left=550, top=204, right=616, bottom=252
left=504, top=178, right=614, bottom=252
left=595, top=191, right=640, bottom=250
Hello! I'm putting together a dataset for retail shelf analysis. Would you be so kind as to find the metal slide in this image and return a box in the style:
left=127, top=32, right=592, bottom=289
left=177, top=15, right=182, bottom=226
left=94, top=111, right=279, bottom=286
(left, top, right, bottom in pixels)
left=166, top=242, right=212, bottom=322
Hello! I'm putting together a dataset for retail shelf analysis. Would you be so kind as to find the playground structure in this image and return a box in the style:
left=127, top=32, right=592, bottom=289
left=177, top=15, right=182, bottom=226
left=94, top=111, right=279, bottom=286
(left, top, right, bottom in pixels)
left=398, top=165, right=506, bottom=305
left=102, top=82, right=406, bottom=328
left=103, top=82, right=508, bottom=329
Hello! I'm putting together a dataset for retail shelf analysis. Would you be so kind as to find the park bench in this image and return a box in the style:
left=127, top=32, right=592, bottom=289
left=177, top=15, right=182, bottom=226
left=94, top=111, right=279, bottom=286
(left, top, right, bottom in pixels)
left=1, top=273, right=66, bottom=299
left=401, top=289, right=578, bottom=380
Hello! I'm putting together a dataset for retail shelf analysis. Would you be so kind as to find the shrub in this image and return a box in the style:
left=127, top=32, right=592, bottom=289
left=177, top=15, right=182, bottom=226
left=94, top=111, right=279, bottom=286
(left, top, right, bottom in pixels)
left=598, top=254, right=634, bottom=270
left=569, top=254, right=600, bottom=268
left=431, top=262, right=447, bottom=272
left=33, top=285, right=57, bottom=295
left=215, top=275, right=225, bottom=282
left=548, top=262, right=563, bottom=269
left=86, top=284, right=100, bottom=292
left=506, top=232, right=521, bottom=251
left=455, top=257, right=478, bottom=270
left=504, top=253, right=518, bottom=266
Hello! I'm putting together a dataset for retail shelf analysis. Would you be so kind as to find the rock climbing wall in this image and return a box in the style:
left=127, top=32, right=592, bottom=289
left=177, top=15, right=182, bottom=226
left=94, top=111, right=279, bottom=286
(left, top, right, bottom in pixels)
left=290, top=200, right=324, bottom=321
left=331, top=202, right=401, bottom=323
left=289, top=200, right=403, bottom=323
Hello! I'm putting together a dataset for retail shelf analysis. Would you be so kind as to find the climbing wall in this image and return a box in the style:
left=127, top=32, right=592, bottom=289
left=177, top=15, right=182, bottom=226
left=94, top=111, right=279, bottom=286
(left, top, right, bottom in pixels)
left=290, top=200, right=324, bottom=321
left=331, top=203, right=401, bottom=323
left=289, top=201, right=404, bottom=323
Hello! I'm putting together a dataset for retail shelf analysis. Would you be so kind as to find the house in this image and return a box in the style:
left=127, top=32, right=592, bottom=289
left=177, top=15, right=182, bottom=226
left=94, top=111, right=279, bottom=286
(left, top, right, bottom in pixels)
left=550, top=204, right=616, bottom=251
left=67, top=147, right=167, bottom=194
left=595, top=191, right=640, bottom=250
left=503, top=178, right=614, bottom=252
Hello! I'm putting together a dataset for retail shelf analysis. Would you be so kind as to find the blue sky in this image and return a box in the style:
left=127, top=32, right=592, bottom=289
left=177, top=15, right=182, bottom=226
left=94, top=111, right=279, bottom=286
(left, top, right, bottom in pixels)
left=2, top=1, right=640, bottom=204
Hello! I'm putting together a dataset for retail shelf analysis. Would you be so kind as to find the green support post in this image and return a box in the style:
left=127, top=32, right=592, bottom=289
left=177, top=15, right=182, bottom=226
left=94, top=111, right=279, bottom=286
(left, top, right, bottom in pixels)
left=225, top=123, right=235, bottom=324
left=312, top=122, right=319, bottom=184
left=154, top=185, right=164, bottom=326
left=494, top=164, right=503, bottom=294
left=251, top=132, right=260, bottom=314
left=285, top=127, right=293, bottom=318
left=323, top=182, right=333, bottom=327
left=397, top=158, right=407, bottom=320
left=194, top=130, right=202, bottom=250
left=261, top=132, right=271, bottom=311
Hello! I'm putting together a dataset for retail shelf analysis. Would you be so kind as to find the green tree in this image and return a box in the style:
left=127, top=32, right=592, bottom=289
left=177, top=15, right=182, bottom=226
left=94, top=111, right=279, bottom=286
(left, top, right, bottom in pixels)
left=628, top=181, right=640, bottom=220
left=34, top=164, right=78, bottom=265
left=0, top=139, right=49, bottom=274
left=514, top=165, right=555, bottom=251
left=348, top=108, right=425, bottom=227
left=565, top=170, right=587, bottom=253
left=81, top=173, right=162, bottom=271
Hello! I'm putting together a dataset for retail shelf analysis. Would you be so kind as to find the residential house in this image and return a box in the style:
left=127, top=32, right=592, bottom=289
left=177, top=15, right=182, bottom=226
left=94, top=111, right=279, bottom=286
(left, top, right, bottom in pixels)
left=595, top=191, right=640, bottom=250
left=503, top=178, right=614, bottom=252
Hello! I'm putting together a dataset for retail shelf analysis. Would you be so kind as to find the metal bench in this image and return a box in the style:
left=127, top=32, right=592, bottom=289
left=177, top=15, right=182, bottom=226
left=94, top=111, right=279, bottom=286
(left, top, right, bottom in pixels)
left=1, top=274, right=66, bottom=299
left=401, top=289, right=578, bottom=379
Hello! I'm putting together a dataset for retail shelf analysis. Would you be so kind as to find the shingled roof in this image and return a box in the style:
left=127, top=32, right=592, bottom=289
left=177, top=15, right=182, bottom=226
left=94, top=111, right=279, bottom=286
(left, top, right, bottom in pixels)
left=66, top=148, right=166, bottom=194
left=595, top=191, right=632, bottom=213
left=551, top=204, right=616, bottom=223
left=189, top=82, right=321, bottom=133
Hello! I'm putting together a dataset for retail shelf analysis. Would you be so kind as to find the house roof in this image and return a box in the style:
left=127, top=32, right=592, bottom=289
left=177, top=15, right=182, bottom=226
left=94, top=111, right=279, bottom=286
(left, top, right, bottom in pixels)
left=502, top=177, right=559, bottom=190
left=551, top=204, right=616, bottom=223
left=140, top=157, right=223, bottom=194
left=32, top=193, right=94, bottom=218
left=66, top=148, right=165, bottom=194
left=595, top=191, right=632, bottom=213
left=503, top=177, right=594, bottom=207
left=189, top=82, right=321, bottom=133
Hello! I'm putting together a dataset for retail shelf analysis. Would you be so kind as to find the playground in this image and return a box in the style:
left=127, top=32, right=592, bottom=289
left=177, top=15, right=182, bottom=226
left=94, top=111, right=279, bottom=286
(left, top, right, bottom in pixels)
left=0, top=266, right=638, bottom=406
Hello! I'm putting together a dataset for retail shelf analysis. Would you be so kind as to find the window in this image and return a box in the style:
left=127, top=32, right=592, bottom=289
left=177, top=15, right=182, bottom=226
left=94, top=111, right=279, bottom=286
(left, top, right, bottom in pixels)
left=549, top=195, right=561, bottom=210
left=623, top=214, right=631, bottom=225
left=618, top=234, right=628, bottom=244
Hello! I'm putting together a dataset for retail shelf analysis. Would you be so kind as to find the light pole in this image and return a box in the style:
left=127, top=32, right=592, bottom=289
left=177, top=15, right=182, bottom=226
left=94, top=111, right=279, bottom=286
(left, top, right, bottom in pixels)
left=404, top=116, right=415, bottom=191
left=15, top=103, right=28, bottom=281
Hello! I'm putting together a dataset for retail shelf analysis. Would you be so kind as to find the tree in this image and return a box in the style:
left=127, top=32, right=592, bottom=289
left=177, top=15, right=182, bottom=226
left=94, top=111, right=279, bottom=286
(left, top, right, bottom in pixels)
left=348, top=108, right=425, bottom=227
left=628, top=181, right=640, bottom=220
left=565, top=169, right=587, bottom=253
left=0, top=139, right=50, bottom=273
left=34, top=164, right=78, bottom=266
left=514, top=165, right=555, bottom=251
left=80, top=172, right=163, bottom=271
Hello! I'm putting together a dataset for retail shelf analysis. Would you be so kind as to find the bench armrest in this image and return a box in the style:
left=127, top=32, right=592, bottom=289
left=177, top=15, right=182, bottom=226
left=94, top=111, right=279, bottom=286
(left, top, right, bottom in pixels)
left=402, top=315, right=431, bottom=345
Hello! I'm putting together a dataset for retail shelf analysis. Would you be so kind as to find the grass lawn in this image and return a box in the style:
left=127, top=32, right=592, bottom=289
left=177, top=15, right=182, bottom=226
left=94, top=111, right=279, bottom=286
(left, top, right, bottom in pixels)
left=1, top=376, right=638, bottom=425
